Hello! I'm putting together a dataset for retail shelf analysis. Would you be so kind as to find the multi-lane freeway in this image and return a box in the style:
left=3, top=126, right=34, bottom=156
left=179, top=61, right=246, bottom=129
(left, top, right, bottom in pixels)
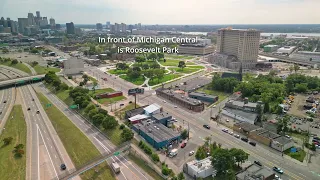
left=34, top=82, right=153, bottom=180
left=0, top=87, right=14, bottom=134
left=19, top=85, right=77, bottom=180
left=86, top=66, right=320, bottom=180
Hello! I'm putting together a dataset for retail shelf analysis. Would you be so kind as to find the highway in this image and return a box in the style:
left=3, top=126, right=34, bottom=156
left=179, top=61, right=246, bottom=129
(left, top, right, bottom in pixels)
left=19, top=85, right=77, bottom=180
left=0, top=65, right=29, bottom=78
left=0, top=87, right=14, bottom=134
left=34, top=82, right=153, bottom=180
left=88, top=67, right=320, bottom=180
left=0, top=74, right=45, bottom=88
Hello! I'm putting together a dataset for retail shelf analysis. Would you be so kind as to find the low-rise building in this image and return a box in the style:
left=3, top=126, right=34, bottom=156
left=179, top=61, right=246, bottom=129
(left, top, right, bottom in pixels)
left=63, top=57, right=84, bottom=75
left=132, top=121, right=181, bottom=149
left=277, top=46, right=296, bottom=54
left=263, top=45, right=278, bottom=52
left=225, top=98, right=263, bottom=113
left=236, top=163, right=275, bottom=180
left=125, top=106, right=148, bottom=119
left=184, top=157, right=217, bottom=179
left=178, top=44, right=215, bottom=55
left=151, top=112, right=173, bottom=127
left=144, top=103, right=161, bottom=116
left=271, top=136, right=294, bottom=152
left=249, top=129, right=280, bottom=146
left=156, top=88, right=204, bottom=112
left=222, top=108, right=258, bottom=124
left=233, top=122, right=261, bottom=136
left=290, top=51, right=320, bottom=63
left=189, top=92, right=218, bottom=104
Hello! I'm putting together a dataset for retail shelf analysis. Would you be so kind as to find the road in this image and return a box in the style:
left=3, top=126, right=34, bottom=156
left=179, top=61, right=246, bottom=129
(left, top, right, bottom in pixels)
left=19, top=85, right=77, bottom=180
left=0, top=87, right=14, bottom=134
left=34, top=82, right=153, bottom=180
left=88, top=67, right=320, bottom=180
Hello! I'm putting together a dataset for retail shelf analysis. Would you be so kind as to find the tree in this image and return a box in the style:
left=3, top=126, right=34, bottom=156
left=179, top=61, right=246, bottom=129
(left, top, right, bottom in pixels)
left=31, top=61, right=39, bottom=67
left=2, top=48, right=9, bottom=53
left=289, top=65, right=294, bottom=73
left=116, top=63, right=128, bottom=70
left=195, top=146, right=207, bottom=160
left=157, top=53, right=164, bottom=60
left=229, top=148, right=248, bottom=166
left=30, top=48, right=39, bottom=54
left=103, top=116, right=118, bottom=129
left=294, top=64, right=300, bottom=73
left=52, top=79, right=61, bottom=90
left=3, top=137, right=13, bottom=145
left=178, top=61, right=186, bottom=70
left=92, top=113, right=105, bottom=126
left=256, top=104, right=263, bottom=122
left=148, top=53, right=157, bottom=60
left=151, top=153, right=160, bottom=162
left=127, top=68, right=141, bottom=79
left=135, top=56, right=146, bottom=64
left=92, top=81, right=98, bottom=93
left=11, top=59, right=18, bottom=64
left=177, top=172, right=185, bottom=180
left=84, top=104, right=96, bottom=113
left=88, top=109, right=99, bottom=119
left=277, top=115, right=290, bottom=135
left=13, top=144, right=25, bottom=157
left=150, top=62, right=160, bottom=69
left=142, top=64, right=149, bottom=70
left=295, top=83, right=308, bottom=93
left=121, top=127, right=134, bottom=141
left=181, top=129, right=188, bottom=140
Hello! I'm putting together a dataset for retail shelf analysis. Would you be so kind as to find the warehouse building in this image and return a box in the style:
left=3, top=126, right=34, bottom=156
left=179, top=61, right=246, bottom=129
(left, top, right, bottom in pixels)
left=222, top=108, right=258, bottom=124
left=271, top=136, right=294, bottom=152
left=132, top=121, right=181, bottom=149
left=277, top=46, right=296, bottom=54
left=263, top=45, right=278, bottom=52
left=178, top=44, right=214, bottom=55
left=189, top=92, right=218, bottom=104
left=63, top=57, right=84, bottom=75
left=236, top=163, right=275, bottom=180
left=184, top=157, right=217, bottom=179
left=225, top=98, right=263, bottom=113
left=249, top=128, right=280, bottom=146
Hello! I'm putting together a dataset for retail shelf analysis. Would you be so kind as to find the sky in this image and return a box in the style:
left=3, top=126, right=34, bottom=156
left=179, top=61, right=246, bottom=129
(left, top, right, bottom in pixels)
left=1, top=0, right=319, bottom=25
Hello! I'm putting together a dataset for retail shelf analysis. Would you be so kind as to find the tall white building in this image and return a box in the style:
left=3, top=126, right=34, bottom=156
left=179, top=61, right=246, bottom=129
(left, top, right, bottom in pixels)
left=63, top=57, right=84, bottom=75
left=27, top=13, right=35, bottom=25
left=216, top=28, right=261, bottom=69
left=49, top=18, right=55, bottom=27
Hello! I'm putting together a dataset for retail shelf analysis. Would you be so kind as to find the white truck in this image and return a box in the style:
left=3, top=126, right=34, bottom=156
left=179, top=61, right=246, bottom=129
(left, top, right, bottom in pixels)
left=169, top=148, right=178, bottom=158
left=111, top=162, right=120, bottom=174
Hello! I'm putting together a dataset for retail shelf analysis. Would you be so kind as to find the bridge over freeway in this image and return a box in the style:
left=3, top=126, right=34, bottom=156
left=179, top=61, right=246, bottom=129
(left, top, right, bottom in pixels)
left=58, top=143, right=131, bottom=180
left=0, top=75, right=45, bottom=89
left=259, top=53, right=320, bottom=67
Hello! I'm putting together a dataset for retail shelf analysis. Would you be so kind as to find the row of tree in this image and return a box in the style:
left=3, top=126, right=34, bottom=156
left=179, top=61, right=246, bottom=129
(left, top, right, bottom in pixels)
left=211, top=75, right=240, bottom=93
left=2, top=137, right=25, bottom=158
left=0, top=57, right=19, bottom=65
left=138, top=141, right=160, bottom=162
left=44, top=71, right=69, bottom=92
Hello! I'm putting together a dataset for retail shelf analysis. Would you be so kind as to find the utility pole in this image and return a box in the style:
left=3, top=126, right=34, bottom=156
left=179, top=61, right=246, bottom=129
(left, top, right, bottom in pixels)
left=134, top=93, right=137, bottom=109
left=188, top=122, right=190, bottom=140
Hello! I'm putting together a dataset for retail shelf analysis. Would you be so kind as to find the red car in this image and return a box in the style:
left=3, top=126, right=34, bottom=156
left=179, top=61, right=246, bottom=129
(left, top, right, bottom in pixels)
left=181, top=143, right=186, bottom=148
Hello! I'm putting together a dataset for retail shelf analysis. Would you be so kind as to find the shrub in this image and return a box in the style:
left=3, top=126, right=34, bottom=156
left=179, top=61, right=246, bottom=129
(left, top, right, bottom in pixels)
left=151, top=153, right=160, bottom=162
left=119, top=124, right=125, bottom=129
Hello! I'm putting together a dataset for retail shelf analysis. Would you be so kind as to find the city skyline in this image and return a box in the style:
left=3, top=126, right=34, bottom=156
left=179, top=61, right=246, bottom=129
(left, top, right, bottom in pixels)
left=1, top=0, right=320, bottom=24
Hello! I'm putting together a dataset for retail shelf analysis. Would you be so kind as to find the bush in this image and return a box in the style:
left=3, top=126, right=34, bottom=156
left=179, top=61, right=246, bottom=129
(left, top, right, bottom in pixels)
left=151, top=153, right=160, bottom=162
left=119, top=124, right=125, bottom=129
left=305, top=143, right=316, bottom=151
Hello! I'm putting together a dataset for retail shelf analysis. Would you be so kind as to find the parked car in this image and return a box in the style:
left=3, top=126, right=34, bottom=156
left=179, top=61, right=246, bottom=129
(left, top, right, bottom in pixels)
left=273, top=167, right=283, bottom=174
left=234, top=134, right=240, bottom=138
left=249, top=141, right=256, bottom=146
left=36, top=110, right=40, bottom=114
left=241, top=137, right=249, bottom=142
left=3, top=100, right=6, bottom=103
left=181, top=143, right=186, bottom=148
left=189, top=151, right=195, bottom=156
left=129, top=101, right=132, bottom=104
left=27, top=107, right=31, bottom=111
left=229, top=131, right=234, bottom=135
left=60, top=164, right=66, bottom=170
left=275, top=175, right=282, bottom=180
left=254, top=161, right=262, bottom=166
left=203, top=125, right=210, bottom=129
left=222, top=129, right=228, bottom=133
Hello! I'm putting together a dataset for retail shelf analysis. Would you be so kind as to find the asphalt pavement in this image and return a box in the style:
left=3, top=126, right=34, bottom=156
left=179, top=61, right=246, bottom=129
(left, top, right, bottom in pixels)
left=34, top=82, right=153, bottom=180
left=0, top=88, right=14, bottom=134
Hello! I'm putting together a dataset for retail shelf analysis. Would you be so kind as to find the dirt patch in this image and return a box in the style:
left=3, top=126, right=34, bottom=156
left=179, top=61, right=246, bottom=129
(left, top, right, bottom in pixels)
left=288, top=94, right=308, bottom=118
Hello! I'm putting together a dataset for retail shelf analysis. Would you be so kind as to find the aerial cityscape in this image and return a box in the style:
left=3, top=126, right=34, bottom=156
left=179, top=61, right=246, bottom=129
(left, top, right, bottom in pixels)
left=1, top=1, right=320, bottom=180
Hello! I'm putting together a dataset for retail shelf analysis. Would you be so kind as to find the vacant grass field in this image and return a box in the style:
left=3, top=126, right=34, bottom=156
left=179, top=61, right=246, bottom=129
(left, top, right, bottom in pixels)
left=128, top=154, right=164, bottom=180
left=0, top=61, right=32, bottom=74
left=165, top=54, right=195, bottom=60
left=36, top=92, right=115, bottom=180
left=197, top=86, right=229, bottom=105
left=33, top=65, right=60, bottom=74
left=45, top=84, right=74, bottom=105
left=148, top=74, right=182, bottom=86
left=168, top=67, right=200, bottom=74
left=108, top=69, right=127, bottom=75
left=158, top=59, right=195, bottom=66
left=97, top=96, right=126, bottom=105
left=114, top=104, right=140, bottom=119
left=119, top=75, right=145, bottom=85
left=186, top=65, right=205, bottom=69
left=0, top=105, right=26, bottom=180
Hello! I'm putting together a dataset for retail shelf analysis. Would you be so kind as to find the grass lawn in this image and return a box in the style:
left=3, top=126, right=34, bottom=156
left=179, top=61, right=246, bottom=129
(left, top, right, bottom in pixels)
left=158, top=59, right=180, bottom=66
left=168, top=67, right=200, bottom=74
left=165, top=54, right=194, bottom=60
left=119, top=75, right=145, bottom=85
left=128, top=154, right=164, bottom=180
left=33, top=65, right=60, bottom=74
left=97, top=96, right=126, bottom=105
left=88, top=76, right=98, bottom=83
left=0, top=105, right=26, bottom=180
left=0, top=61, right=32, bottom=75
left=103, top=127, right=123, bottom=146
left=45, top=84, right=74, bottom=105
left=186, top=65, right=205, bottom=69
left=197, top=86, right=229, bottom=105
left=148, top=74, right=182, bottom=86
left=114, top=104, right=140, bottom=119
left=90, top=88, right=115, bottom=97
left=36, top=92, right=115, bottom=180
left=284, top=148, right=306, bottom=162
left=108, top=69, right=127, bottom=75
left=287, top=132, right=308, bottom=142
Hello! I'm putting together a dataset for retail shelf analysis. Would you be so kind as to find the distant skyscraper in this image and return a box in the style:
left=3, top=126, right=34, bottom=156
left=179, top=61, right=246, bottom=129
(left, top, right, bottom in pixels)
left=10, top=21, right=18, bottom=33
left=96, top=23, right=103, bottom=31
left=39, top=19, right=48, bottom=27
left=138, top=23, right=142, bottom=30
left=66, top=22, right=75, bottom=34
left=115, top=23, right=120, bottom=32
left=49, top=18, right=55, bottom=28
left=216, top=28, right=261, bottom=69
left=28, top=13, right=35, bottom=25
left=121, top=23, right=126, bottom=32
left=106, top=21, right=110, bottom=29
left=55, top=24, right=61, bottom=29
left=110, top=24, right=115, bottom=33
left=36, top=11, right=40, bottom=18
left=0, top=17, right=5, bottom=27
left=18, top=18, right=28, bottom=34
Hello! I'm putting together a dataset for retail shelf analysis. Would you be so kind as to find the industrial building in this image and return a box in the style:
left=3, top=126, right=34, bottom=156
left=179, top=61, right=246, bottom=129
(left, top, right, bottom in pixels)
left=290, top=51, right=320, bottom=62
left=95, top=91, right=123, bottom=99
left=225, top=98, right=263, bottom=113
left=63, top=57, right=84, bottom=75
left=189, top=92, right=218, bottom=104
left=183, top=157, right=217, bottom=179
left=271, top=136, right=294, bottom=152
left=156, top=88, right=204, bottom=112
left=132, top=120, right=181, bottom=149
left=222, top=108, right=258, bottom=124
left=215, top=28, right=261, bottom=69
left=277, top=46, right=296, bottom=54
left=178, top=44, right=214, bottom=55
left=263, top=45, right=278, bottom=52
left=171, top=77, right=211, bottom=92
left=236, top=163, right=275, bottom=180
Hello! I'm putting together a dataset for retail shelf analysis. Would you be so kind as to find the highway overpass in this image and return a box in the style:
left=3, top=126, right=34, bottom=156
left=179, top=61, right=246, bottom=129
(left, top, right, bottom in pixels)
left=259, top=53, right=320, bottom=67
left=0, top=75, right=45, bottom=89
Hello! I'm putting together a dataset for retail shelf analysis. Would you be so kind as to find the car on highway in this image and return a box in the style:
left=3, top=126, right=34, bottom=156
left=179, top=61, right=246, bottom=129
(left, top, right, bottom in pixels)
left=189, top=151, right=195, bottom=156
left=27, top=107, right=31, bottom=111
left=60, top=164, right=66, bottom=170
left=222, top=129, right=228, bottom=133
left=212, top=105, right=216, bottom=108
left=241, top=137, right=249, bottom=142
left=234, top=134, right=240, bottom=138
left=203, top=125, right=210, bottom=129
left=36, top=110, right=40, bottom=114
left=174, top=106, right=177, bottom=108
left=163, top=100, right=166, bottom=103
left=32, top=98, right=34, bottom=101
left=249, top=141, right=256, bottom=146
left=3, top=100, right=7, bottom=103
left=181, top=143, right=186, bottom=148
left=254, top=161, right=262, bottom=166
left=228, top=131, right=233, bottom=135
left=129, top=101, right=132, bottom=104
left=273, top=167, right=283, bottom=174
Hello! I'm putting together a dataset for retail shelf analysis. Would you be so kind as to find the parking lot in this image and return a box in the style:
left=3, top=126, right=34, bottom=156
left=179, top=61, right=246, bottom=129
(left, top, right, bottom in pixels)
left=0, top=52, right=46, bottom=66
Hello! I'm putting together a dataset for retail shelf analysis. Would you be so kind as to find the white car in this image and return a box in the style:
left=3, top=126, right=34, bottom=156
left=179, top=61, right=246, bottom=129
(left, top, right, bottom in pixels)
left=234, top=134, right=240, bottom=138
left=226, top=119, right=230, bottom=122
left=174, top=106, right=178, bottom=108
left=189, top=151, right=195, bottom=156
left=163, top=100, right=166, bottom=103
left=212, top=105, right=216, bottom=108
left=275, top=175, right=282, bottom=180
left=229, top=132, right=234, bottom=135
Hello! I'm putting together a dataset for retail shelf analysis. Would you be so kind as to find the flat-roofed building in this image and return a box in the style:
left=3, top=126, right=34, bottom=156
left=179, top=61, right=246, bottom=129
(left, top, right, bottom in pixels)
left=271, top=136, right=294, bottom=151
left=225, top=98, right=263, bottom=113
left=277, top=46, right=296, bottom=54
left=290, top=51, right=320, bottom=62
left=184, top=157, right=217, bottom=179
left=178, top=44, right=214, bottom=55
left=189, top=92, right=218, bottom=103
left=63, top=57, right=84, bottom=75
left=222, top=108, right=258, bottom=124
left=236, top=163, right=275, bottom=180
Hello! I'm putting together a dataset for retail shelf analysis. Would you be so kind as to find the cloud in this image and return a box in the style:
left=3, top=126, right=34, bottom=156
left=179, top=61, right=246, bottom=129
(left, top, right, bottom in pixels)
left=0, top=0, right=319, bottom=24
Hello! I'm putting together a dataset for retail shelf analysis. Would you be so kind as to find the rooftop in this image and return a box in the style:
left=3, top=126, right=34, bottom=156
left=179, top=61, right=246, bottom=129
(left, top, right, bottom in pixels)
left=171, top=76, right=211, bottom=92
left=234, top=121, right=261, bottom=132
left=156, top=89, right=203, bottom=106
left=223, top=108, right=258, bottom=123
left=133, top=121, right=180, bottom=143
left=259, top=131, right=281, bottom=140
left=125, top=105, right=148, bottom=118
left=236, top=164, right=274, bottom=180
left=273, top=136, right=293, bottom=145
left=144, top=103, right=161, bottom=114
left=128, top=114, right=149, bottom=122
left=228, top=100, right=258, bottom=108
left=189, top=92, right=218, bottom=99
left=152, top=112, right=172, bottom=121
left=187, top=157, right=213, bottom=171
